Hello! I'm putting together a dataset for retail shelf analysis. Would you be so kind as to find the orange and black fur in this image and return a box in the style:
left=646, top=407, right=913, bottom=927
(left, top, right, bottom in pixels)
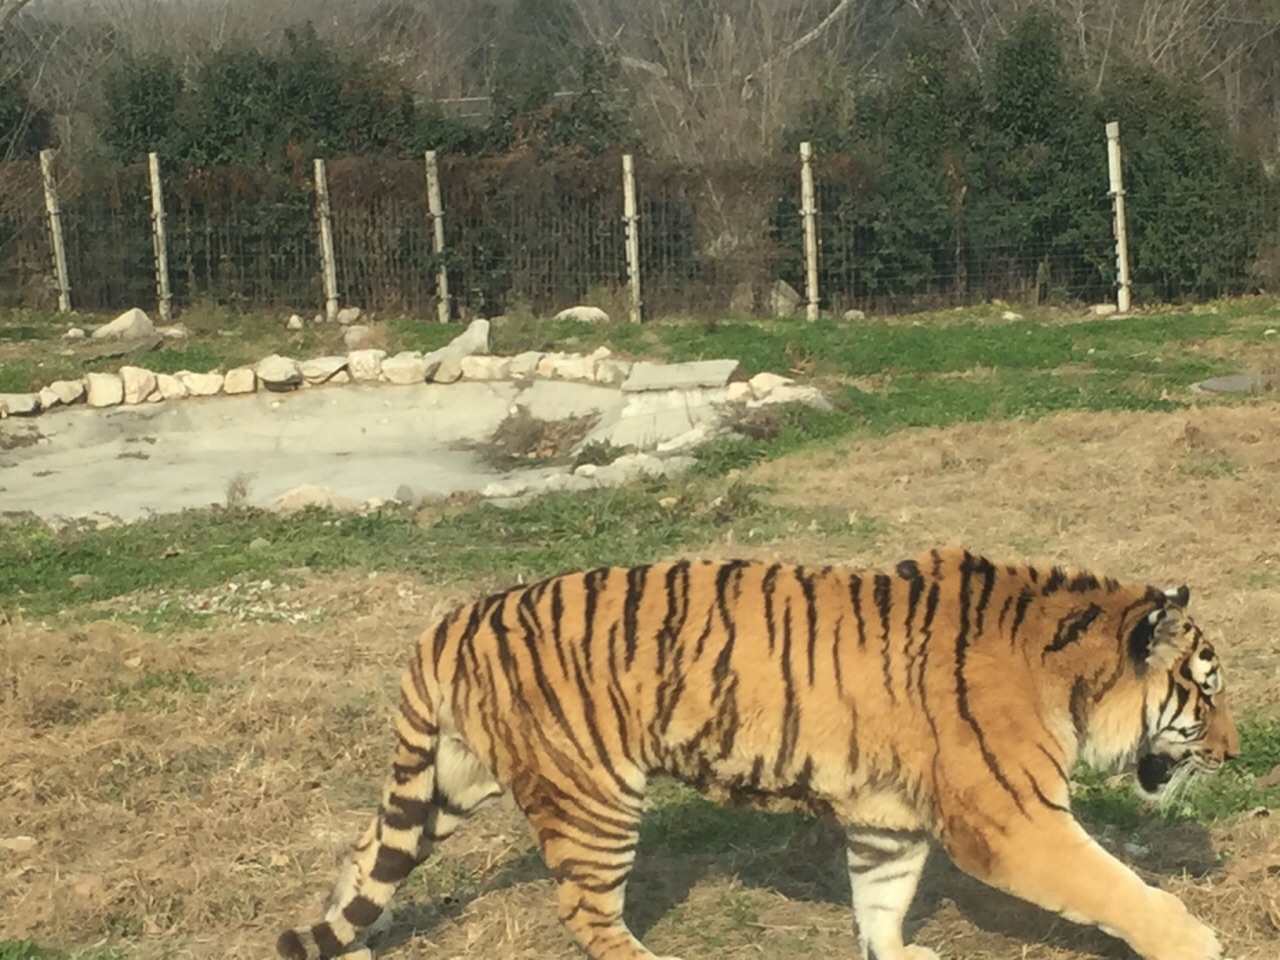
left=278, top=546, right=1238, bottom=960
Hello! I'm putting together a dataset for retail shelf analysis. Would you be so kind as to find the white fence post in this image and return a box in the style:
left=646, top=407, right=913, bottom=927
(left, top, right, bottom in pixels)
left=1105, top=121, right=1132, bottom=314
left=424, top=150, right=451, bottom=323
left=38, top=149, right=72, bottom=313
left=622, top=153, right=642, bottom=324
left=800, top=141, right=820, bottom=322
left=147, top=152, right=173, bottom=321
left=313, top=158, right=339, bottom=322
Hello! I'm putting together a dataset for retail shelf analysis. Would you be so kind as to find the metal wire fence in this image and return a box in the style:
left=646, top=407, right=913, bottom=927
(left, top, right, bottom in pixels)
left=1, top=147, right=1276, bottom=320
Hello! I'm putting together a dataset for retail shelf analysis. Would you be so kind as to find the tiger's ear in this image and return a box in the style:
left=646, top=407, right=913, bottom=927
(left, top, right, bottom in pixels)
left=1164, top=584, right=1191, bottom=608
left=1127, top=599, right=1187, bottom=668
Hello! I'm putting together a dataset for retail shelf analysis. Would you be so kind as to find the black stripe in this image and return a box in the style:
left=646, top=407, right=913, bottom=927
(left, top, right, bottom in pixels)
left=762, top=564, right=782, bottom=654
left=874, top=573, right=895, bottom=703
left=1043, top=603, right=1103, bottom=656
left=849, top=574, right=868, bottom=646
left=799, top=567, right=820, bottom=686
left=370, top=845, right=417, bottom=883
left=622, top=565, right=650, bottom=668
left=1009, top=588, right=1034, bottom=646
left=344, top=894, right=383, bottom=928
left=954, top=553, right=1025, bottom=816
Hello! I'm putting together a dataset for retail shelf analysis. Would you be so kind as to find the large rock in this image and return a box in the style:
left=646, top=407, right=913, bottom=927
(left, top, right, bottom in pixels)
left=156, top=373, right=189, bottom=400
left=225, top=366, right=259, bottom=394
left=300, top=356, right=348, bottom=384
left=255, top=355, right=300, bottom=390
left=553, top=305, right=610, bottom=323
left=621, top=359, right=740, bottom=392
left=348, top=349, right=386, bottom=381
left=91, top=307, right=154, bottom=340
left=85, top=372, right=124, bottom=407
left=178, top=370, right=224, bottom=396
left=119, top=365, right=157, bottom=404
left=381, top=351, right=429, bottom=385
left=336, top=306, right=362, bottom=325
left=0, top=393, right=40, bottom=417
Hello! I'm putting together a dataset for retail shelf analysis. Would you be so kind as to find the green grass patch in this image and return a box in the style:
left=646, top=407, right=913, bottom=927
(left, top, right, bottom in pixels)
left=0, top=478, right=841, bottom=617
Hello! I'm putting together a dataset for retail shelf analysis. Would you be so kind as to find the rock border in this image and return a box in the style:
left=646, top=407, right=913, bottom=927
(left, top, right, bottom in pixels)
left=0, top=317, right=828, bottom=421
left=2, top=316, right=832, bottom=517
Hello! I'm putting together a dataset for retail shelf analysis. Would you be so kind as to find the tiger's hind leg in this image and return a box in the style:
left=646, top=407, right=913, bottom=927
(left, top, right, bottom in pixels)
left=277, top=732, right=501, bottom=960
left=845, top=828, right=937, bottom=960
left=516, top=774, right=680, bottom=960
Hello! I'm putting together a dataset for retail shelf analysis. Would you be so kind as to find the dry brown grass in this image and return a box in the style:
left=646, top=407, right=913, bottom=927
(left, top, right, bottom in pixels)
left=3, top=402, right=1280, bottom=958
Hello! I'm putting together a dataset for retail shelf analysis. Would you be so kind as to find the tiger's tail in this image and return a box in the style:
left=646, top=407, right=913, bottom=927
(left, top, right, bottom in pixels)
left=277, top=657, right=500, bottom=959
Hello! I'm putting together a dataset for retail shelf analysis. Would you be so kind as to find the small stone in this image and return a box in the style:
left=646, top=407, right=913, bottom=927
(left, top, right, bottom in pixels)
left=50, top=379, right=85, bottom=405
left=62, top=327, right=86, bottom=340
left=286, top=314, right=304, bottom=331
left=159, top=324, right=190, bottom=339
left=0, top=836, right=38, bottom=855
left=747, top=371, right=794, bottom=399
left=459, top=356, right=511, bottom=380
left=0, top=393, right=40, bottom=417
left=68, top=574, right=95, bottom=590
left=255, top=355, right=301, bottom=390
left=224, top=366, right=259, bottom=394
left=1090, top=303, right=1118, bottom=317
left=156, top=374, right=188, bottom=400
left=622, top=359, right=740, bottom=392
left=249, top=537, right=271, bottom=551
left=553, top=305, right=610, bottom=323
left=726, top=382, right=752, bottom=403
left=394, top=484, right=416, bottom=504
left=1191, top=373, right=1270, bottom=394
left=549, top=354, right=594, bottom=380
left=119, top=366, right=157, bottom=404
left=268, top=484, right=365, bottom=514
left=1000, top=310, right=1023, bottom=322
left=381, top=351, right=428, bottom=385
left=595, top=358, right=633, bottom=386
left=842, top=308, right=866, bottom=322
left=336, top=306, right=363, bottom=325
left=38, top=386, right=61, bottom=409
left=348, top=349, right=386, bottom=381
left=84, top=372, right=124, bottom=407
left=769, top=279, right=802, bottom=318
left=178, top=370, right=225, bottom=396
left=509, top=351, right=544, bottom=379
left=299, top=356, right=348, bottom=384
left=90, top=307, right=153, bottom=340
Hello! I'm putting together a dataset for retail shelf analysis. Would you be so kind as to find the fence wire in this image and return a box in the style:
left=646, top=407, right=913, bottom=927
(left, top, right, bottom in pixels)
left=1, top=152, right=1276, bottom=319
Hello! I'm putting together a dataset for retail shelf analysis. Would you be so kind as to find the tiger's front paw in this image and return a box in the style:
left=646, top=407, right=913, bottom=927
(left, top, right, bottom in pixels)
left=1148, top=919, right=1222, bottom=960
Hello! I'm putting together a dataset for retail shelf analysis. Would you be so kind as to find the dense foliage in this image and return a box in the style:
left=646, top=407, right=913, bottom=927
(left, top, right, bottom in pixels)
left=2, top=9, right=1275, bottom=312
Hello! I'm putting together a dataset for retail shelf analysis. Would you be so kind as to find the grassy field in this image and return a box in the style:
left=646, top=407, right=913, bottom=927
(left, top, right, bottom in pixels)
left=2, top=298, right=1280, bottom=959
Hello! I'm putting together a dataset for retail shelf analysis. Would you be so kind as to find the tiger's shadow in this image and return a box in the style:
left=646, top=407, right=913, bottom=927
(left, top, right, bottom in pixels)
left=379, top=795, right=1222, bottom=957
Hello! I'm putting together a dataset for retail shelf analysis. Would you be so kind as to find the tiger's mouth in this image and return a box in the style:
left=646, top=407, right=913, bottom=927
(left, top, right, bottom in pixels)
left=1136, top=753, right=1178, bottom=795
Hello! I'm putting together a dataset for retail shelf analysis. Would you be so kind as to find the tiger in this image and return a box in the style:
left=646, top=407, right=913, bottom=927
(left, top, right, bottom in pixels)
left=277, top=546, right=1239, bottom=960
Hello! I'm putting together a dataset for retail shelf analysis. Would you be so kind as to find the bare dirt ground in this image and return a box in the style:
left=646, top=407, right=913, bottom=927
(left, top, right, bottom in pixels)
left=3, top=399, right=1280, bottom=959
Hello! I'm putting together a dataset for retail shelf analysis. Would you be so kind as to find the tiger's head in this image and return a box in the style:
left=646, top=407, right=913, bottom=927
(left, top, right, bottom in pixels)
left=1126, top=585, right=1239, bottom=800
